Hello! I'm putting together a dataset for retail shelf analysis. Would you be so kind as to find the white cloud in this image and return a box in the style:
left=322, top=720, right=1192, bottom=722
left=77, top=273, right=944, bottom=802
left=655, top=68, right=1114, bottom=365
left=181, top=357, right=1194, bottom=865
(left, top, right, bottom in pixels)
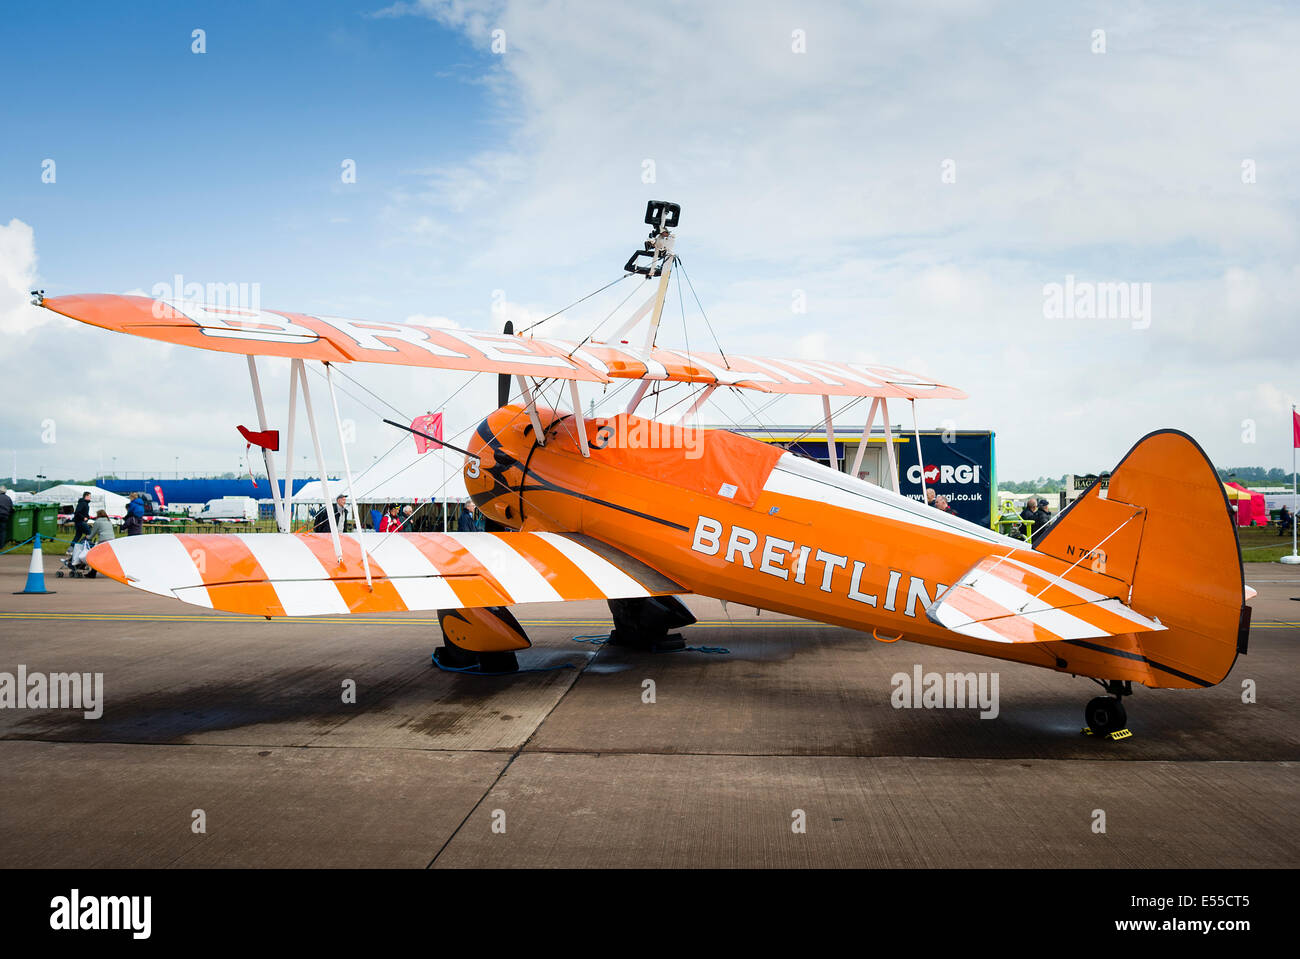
left=0, top=219, right=47, bottom=336
left=364, top=0, right=1300, bottom=477
left=10, top=2, right=1299, bottom=483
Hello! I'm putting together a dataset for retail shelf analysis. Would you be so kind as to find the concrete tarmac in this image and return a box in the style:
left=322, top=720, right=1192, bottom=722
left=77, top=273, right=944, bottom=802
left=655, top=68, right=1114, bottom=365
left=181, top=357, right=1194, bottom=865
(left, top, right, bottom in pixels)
left=0, top=551, right=1295, bottom=868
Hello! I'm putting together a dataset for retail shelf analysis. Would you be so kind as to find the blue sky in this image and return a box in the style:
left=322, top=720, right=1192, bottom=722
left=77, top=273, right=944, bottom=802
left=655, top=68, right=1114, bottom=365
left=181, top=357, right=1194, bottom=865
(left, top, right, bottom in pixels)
left=3, top=0, right=1298, bottom=484
left=2, top=1, right=504, bottom=314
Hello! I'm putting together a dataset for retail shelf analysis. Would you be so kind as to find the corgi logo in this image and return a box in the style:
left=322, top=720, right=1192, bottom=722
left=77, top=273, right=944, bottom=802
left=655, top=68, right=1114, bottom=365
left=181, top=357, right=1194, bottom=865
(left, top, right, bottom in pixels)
left=907, top=463, right=981, bottom=485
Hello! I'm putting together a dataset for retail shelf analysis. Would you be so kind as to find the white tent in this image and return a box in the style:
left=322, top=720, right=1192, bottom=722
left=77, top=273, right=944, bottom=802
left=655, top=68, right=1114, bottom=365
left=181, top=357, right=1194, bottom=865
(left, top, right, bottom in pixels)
left=292, top=445, right=469, bottom=505
left=33, top=484, right=131, bottom=518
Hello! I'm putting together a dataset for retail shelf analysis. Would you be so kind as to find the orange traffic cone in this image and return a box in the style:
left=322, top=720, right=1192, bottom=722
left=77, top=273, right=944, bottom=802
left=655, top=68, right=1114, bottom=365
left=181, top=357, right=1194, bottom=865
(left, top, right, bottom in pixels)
left=14, top=533, right=54, bottom=595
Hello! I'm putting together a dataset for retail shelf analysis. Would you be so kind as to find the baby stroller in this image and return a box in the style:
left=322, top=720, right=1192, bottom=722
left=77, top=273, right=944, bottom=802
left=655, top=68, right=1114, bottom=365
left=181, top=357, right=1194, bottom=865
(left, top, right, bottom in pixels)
left=56, top=538, right=95, bottom=578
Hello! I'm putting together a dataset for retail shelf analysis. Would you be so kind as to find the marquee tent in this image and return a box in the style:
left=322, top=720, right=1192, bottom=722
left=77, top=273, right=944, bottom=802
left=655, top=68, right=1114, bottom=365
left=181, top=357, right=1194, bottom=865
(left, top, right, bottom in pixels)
left=32, top=484, right=131, bottom=518
left=1225, top=482, right=1268, bottom=527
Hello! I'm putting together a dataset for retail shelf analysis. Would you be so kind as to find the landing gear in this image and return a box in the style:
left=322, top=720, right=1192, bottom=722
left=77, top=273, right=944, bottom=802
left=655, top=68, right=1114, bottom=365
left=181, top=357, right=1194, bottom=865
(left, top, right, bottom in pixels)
left=433, top=636, right=519, bottom=673
left=432, top=607, right=530, bottom=674
left=1084, top=697, right=1127, bottom=735
left=1083, top=680, right=1133, bottom=740
left=606, top=596, right=696, bottom=652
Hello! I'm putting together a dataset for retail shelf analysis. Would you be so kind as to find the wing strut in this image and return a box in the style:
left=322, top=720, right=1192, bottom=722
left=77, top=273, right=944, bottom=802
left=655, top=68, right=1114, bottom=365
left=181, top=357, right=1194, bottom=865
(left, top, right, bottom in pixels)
left=848, top=396, right=900, bottom=492
left=246, top=355, right=288, bottom=532
left=910, top=398, right=927, bottom=502
left=850, top=397, right=879, bottom=479
left=284, top=358, right=298, bottom=529
left=324, top=362, right=372, bottom=587
left=881, top=398, right=899, bottom=492
left=625, top=380, right=652, bottom=416
left=671, top=384, right=716, bottom=426
left=822, top=395, right=838, bottom=471
left=295, top=359, right=342, bottom=562
left=516, top=375, right=546, bottom=444
left=569, top=379, right=590, bottom=457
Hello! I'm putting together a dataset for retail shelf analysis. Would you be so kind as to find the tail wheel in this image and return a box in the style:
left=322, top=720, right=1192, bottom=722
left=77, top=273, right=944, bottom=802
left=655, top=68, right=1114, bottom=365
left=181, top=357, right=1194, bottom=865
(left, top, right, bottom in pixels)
left=1085, top=696, right=1127, bottom=736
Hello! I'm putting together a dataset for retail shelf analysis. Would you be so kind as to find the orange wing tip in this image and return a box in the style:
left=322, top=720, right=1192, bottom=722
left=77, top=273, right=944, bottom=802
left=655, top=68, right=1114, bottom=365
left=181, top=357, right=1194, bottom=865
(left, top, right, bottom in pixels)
left=85, top=542, right=127, bottom=583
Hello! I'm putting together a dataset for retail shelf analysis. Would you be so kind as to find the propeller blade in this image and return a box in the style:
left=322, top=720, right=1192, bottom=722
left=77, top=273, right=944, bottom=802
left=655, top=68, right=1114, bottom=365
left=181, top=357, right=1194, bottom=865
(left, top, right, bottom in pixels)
left=499, top=320, right=513, bottom=407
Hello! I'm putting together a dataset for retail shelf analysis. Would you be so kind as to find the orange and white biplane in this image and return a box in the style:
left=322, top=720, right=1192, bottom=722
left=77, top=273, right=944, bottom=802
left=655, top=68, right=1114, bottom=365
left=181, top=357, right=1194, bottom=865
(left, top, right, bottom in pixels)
left=36, top=202, right=1252, bottom=737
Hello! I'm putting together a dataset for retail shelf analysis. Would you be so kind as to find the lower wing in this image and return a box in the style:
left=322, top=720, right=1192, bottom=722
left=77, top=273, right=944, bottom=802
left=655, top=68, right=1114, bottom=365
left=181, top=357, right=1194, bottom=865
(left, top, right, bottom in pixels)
left=87, top=530, right=685, bottom=616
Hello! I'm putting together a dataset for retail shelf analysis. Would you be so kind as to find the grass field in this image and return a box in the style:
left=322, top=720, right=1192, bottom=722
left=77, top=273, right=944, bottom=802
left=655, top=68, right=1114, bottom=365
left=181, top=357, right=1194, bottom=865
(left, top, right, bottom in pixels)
left=1238, top=524, right=1298, bottom=563
left=8, top=518, right=1297, bottom=562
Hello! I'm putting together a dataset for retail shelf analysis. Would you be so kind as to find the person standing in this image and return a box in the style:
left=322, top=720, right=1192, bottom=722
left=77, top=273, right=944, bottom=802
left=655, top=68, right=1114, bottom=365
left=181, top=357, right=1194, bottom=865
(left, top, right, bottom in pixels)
left=85, top=509, right=116, bottom=578
left=314, top=494, right=349, bottom=533
left=124, top=492, right=145, bottom=535
left=91, top=509, right=115, bottom=544
left=0, top=486, right=12, bottom=546
left=72, top=491, right=93, bottom=543
left=1030, top=497, right=1053, bottom=540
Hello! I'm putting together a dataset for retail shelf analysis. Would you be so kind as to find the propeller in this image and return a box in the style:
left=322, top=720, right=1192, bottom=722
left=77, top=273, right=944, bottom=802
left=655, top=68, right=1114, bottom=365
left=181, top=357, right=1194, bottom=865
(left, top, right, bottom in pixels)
left=499, top=320, right=513, bottom=408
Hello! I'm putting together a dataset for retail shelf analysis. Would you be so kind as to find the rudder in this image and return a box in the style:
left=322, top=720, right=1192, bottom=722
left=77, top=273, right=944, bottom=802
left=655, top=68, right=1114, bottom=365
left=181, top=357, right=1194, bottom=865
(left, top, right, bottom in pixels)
left=1034, top=430, right=1247, bottom=689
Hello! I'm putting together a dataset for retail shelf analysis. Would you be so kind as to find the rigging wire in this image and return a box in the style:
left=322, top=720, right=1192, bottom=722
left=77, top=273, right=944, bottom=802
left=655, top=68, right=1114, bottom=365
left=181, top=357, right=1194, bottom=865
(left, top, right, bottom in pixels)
left=518, top=273, right=634, bottom=334
left=567, top=279, right=649, bottom=357
left=328, top=363, right=411, bottom=422
left=674, top=256, right=730, bottom=368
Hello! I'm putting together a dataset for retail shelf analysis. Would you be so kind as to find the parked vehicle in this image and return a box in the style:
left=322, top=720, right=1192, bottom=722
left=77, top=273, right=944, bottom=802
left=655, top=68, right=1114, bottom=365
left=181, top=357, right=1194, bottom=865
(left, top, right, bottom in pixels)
left=198, top=496, right=259, bottom=522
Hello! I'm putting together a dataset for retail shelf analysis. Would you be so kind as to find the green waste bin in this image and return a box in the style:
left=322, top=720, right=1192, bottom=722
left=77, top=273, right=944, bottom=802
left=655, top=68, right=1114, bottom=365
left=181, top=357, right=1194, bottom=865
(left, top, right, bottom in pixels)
left=33, top=503, right=59, bottom=540
left=7, top=504, right=36, bottom=545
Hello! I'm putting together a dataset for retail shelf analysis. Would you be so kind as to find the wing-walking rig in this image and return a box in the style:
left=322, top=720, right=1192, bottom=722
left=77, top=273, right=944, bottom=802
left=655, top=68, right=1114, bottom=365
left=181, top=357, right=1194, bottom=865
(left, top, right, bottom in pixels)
left=39, top=202, right=1252, bottom=737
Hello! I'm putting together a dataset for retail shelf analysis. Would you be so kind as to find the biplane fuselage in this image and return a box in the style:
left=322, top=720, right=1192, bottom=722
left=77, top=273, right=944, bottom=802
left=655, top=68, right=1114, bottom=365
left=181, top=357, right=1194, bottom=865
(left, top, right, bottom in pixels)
left=464, top=405, right=1238, bottom=691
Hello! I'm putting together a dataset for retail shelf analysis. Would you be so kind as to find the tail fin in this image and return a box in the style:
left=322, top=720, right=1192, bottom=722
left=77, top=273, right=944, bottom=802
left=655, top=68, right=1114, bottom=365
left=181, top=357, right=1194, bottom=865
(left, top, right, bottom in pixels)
left=1034, top=430, right=1248, bottom=689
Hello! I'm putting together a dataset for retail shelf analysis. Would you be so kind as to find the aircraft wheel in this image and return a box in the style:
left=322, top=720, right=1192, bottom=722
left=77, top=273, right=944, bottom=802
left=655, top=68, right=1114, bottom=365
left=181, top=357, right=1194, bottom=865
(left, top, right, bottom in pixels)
left=1085, top=696, right=1127, bottom=736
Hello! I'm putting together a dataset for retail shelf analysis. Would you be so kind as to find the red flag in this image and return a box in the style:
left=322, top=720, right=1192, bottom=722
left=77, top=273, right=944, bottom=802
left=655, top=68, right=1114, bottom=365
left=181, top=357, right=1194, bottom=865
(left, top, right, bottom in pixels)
left=1293, top=409, right=1300, bottom=449
left=237, top=425, right=280, bottom=451
left=153, top=485, right=165, bottom=508
left=410, top=413, right=444, bottom=454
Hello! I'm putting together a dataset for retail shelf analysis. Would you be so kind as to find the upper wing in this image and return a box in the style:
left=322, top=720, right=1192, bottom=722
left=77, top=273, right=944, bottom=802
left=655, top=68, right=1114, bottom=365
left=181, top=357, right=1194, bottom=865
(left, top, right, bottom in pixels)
left=40, top=294, right=606, bottom=382
left=926, top=552, right=1166, bottom=644
left=40, top=293, right=965, bottom=400
left=86, top=530, right=685, bottom=617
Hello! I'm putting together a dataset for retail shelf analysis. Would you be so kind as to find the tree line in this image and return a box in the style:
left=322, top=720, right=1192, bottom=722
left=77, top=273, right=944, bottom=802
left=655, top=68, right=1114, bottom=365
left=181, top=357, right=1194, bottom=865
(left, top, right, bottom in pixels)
left=1000, top=467, right=1298, bottom=494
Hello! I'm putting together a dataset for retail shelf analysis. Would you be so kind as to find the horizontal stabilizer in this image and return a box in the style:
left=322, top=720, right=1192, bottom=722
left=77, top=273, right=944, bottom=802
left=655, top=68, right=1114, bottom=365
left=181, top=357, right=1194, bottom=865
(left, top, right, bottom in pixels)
left=926, top=553, right=1165, bottom=644
left=86, top=531, right=685, bottom=617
